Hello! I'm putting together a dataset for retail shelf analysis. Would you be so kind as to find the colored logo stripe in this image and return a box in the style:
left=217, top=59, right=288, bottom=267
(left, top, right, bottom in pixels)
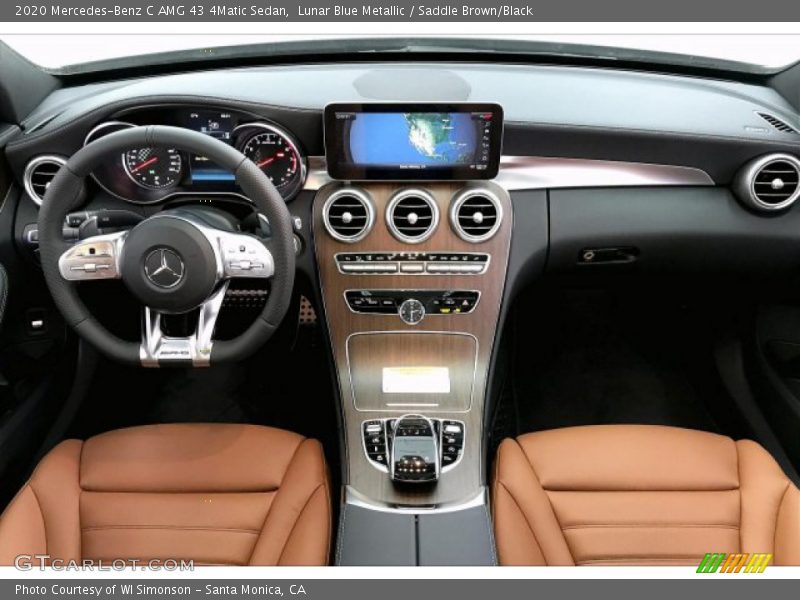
left=697, top=553, right=772, bottom=573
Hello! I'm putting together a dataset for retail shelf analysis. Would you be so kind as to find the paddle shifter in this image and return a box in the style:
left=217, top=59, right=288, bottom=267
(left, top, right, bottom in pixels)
left=389, top=415, right=440, bottom=484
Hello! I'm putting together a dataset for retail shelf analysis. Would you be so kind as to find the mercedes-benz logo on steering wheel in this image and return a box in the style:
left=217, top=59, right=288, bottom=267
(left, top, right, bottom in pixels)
left=144, top=248, right=185, bottom=289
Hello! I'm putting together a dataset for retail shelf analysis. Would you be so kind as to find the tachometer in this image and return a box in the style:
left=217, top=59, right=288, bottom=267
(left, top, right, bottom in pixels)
left=123, top=147, right=183, bottom=189
left=237, top=123, right=306, bottom=200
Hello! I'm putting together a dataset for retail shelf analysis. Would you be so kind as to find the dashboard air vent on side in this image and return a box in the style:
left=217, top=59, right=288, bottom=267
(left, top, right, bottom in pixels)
left=734, top=153, right=800, bottom=213
left=322, top=188, right=375, bottom=242
left=387, top=189, right=439, bottom=243
left=24, top=156, right=67, bottom=206
left=757, top=112, right=798, bottom=134
left=450, top=189, right=503, bottom=242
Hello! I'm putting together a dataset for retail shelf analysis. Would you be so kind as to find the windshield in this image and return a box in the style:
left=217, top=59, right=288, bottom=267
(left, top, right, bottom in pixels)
left=2, top=34, right=799, bottom=73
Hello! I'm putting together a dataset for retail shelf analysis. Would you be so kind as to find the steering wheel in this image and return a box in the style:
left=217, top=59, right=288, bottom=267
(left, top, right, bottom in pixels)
left=37, top=125, right=296, bottom=367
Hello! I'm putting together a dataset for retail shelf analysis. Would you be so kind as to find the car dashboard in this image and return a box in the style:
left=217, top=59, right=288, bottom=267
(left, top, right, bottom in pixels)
left=5, top=59, right=800, bottom=564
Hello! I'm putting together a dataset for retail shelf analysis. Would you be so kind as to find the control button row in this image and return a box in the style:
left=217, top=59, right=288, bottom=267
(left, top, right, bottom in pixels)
left=70, top=263, right=110, bottom=273
left=431, top=295, right=477, bottom=314
left=362, top=420, right=388, bottom=467
left=340, top=261, right=486, bottom=275
left=340, top=263, right=398, bottom=274
left=426, top=263, right=485, bottom=274
left=345, top=290, right=479, bottom=316
left=338, top=252, right=488, bottom=263
left=336, top=252, right=489, bottom=276
left=396, top=458, right=436, bottom=476
left=362, top=418, right=465, bottom=472
left=349, top=297, right=397, bottom=310
left=440, top=420, right=465, bottom=467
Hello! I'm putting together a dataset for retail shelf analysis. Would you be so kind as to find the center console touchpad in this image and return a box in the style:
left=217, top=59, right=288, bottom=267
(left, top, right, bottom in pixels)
left=347, top=332, right=476, bottom=411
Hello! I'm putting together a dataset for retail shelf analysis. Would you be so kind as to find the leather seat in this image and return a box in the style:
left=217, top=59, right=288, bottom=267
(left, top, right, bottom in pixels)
left=493, top=425, right=800, bottom=566
left=0, top=423, right=331, bottom=566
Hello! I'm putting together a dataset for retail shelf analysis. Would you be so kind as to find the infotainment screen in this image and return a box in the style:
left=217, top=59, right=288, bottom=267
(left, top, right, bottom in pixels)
left=324, top=103, right=503, bottom=180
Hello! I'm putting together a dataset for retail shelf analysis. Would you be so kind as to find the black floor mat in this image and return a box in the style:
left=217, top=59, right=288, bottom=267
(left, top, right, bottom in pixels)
left=508, top=284, right=728, bottom=436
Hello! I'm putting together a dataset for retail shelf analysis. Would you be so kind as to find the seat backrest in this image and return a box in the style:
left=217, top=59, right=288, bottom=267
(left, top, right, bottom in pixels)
left=492, top=425, right=800, bottom=566
left=0, top=423, right=331, bottom=566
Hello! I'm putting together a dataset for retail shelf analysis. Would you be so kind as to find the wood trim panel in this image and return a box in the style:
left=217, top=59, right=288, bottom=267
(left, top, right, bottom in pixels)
left=347, top=332, right=477, bottom=412
left=313, top=181, right=512, bottom=506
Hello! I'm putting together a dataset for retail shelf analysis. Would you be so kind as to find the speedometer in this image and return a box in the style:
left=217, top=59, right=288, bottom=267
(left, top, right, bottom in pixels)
left=243, top=132, right=299, bottom=187
left=237, top=123, right=306, bottom=200
left=123, top=147, right=183, bottom=189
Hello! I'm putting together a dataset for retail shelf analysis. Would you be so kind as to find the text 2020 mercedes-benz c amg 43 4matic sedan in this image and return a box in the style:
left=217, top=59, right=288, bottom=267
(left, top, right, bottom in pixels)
left=0, top=38, right=797, bottom=566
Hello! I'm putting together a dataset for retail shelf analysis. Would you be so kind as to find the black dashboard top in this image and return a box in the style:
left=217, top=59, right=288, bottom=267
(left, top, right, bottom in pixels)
left=5, top=62, right=800, bottom=187
left=15, top=62, right=799, bottom=141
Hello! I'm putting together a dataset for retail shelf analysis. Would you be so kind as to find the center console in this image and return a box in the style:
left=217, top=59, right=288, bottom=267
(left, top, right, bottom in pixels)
left=314, top=101, right=510, bottom=565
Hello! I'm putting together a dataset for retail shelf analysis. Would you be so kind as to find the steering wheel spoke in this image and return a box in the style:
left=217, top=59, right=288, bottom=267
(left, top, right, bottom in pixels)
left=57, top=231, right=127, bottom=281
left=140, top=281, right=229, bottom=367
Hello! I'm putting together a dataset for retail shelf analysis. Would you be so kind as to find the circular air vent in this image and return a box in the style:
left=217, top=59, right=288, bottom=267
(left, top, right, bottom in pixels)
left=386, top=189, right=439, bottom=244
left=450, top=189, right=503, bottom=242
left=322, top=188, right=375, bottom=242
left=23, top=155, right=67, bottom=206
left=735, top=153, right=800, bottom=212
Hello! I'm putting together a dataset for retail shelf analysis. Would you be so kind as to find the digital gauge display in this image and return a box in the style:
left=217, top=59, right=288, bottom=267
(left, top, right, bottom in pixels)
left=103, top=108, right=306, bottom=202
left=186, top=111, right=235, bottom=182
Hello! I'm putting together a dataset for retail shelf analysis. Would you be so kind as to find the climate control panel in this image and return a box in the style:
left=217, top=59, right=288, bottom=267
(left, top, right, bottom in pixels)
left=345, top=290, right=480, bottom=319
left=336, top=252, right=489, bottom=275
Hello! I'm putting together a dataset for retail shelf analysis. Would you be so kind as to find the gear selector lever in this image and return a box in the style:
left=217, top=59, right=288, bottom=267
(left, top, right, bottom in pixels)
left=389, top=414, right=440, bottom=484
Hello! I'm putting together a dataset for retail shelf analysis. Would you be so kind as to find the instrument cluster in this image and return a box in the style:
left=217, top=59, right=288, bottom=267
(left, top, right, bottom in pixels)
left=85, top=107, right=307, bottom=204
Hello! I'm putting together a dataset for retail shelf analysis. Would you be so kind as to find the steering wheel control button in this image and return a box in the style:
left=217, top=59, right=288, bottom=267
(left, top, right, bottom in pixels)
left=399, top=298, right=425, bottom=325
left=222, top=237, right=274, bottom=279
left=71, top=263, right=110, bottom=273
left=58, top=234, right=125, bottom=281
left=231, top=260, right=252, bottom=270
left=144, top=248, right=185, bottom=289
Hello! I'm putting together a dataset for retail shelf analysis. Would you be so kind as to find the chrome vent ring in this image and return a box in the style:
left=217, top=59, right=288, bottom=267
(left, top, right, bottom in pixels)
left=24, top=155, right=67, bottom=206
left=734, top=153, right=800, bottom=213
left=386, top=189, right=439, bottom=244
left=322, top=188, right=375, bottom=242
left=450, top=188, right=503, bottom=242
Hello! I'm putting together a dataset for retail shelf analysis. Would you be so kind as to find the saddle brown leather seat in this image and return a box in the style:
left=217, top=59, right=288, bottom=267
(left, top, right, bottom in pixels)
left=0, top=423, right=331, bottom=566
left=493, top=425, right=800, bottom=566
